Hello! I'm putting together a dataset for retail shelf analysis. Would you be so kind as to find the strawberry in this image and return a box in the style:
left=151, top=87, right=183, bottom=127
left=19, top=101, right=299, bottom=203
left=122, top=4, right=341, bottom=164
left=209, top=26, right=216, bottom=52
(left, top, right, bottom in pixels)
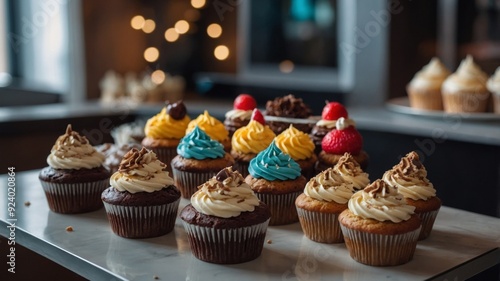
left=234, top=94, right=257, bottom=110
left=251, top=108, right=265, bottom=125
left=321, top=126, right=362, bottom=155
left=321, top=101, right=348, bottom=121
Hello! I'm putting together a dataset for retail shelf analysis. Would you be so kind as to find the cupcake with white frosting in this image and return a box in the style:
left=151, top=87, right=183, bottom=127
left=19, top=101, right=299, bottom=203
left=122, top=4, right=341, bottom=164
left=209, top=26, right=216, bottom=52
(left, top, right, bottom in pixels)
left=487, top=67, right=500, bottom=114
left=333, top=152, right=370, bottom=191
left=407, top=57, right=450, bottom=110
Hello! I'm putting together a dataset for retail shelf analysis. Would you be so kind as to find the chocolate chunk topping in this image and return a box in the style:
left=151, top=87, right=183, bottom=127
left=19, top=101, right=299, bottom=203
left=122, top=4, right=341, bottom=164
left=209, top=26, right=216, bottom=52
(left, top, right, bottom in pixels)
left=166, top=100, right=187, bottom=120
left=265, top=94, right=312, bottom=118
left=118, top=147, right=149, bottom=172
left=215, top=167, right=231, bottom=182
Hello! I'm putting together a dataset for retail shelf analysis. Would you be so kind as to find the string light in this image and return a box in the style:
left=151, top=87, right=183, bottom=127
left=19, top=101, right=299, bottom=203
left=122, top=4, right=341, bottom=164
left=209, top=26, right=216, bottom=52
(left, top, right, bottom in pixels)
left=207, top=23, right=222, bottom=38
left=164, top=28, right=179, bottom=42
left=191, top=0, right=206, bottom=9
left=151, top=70, right=166, bottom=84
left=144, top=47, right=159, bottom=62
left=142, top=19, right=156, bottom=33
left=214, top=45, right=229, bottom=60
left=175, top=20, right=190, bottom=34
left=279, top=60, right=294, bottom=73
left=130, top=15, right=145, bottom=30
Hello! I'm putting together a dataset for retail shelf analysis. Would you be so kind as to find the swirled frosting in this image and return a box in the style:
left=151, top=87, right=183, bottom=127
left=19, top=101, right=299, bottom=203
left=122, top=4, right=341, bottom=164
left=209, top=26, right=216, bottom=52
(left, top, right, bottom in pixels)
left=275, top=124, right=315, bottom=160
left=186, top=110, right=229, bottom=142
left=304, top=168, right=355, bottom=204
left=487, top=67, right=500, bottom=93
left=334, top=153, right=370, bottom=190
left=177, top=126, right=225, bottom=160
left=442, top=55, right=488, bottom=93
left=191, top=167, right=260, bottom=218
left=47, top=125, right=105, bottom=170
left=335, top=117, right=356, bottom=130
left=348, top=179, right=415, bottom=223
left=144, top=106, right=191, bottom=139
left=248, top=141, right=301, bottom=181
left=110, top=147, right=174, bottom=193
left=382, top=151, right=436, bottom=200
left=232, top=120, right=276, bottom=154
left=225, top=109, right=252, bottom=121
left=408, top=57, right=451, bottom=90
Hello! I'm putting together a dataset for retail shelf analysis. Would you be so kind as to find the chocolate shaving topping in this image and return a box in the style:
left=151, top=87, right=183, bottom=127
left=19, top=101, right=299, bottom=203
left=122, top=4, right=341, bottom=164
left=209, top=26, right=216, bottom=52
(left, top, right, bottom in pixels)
left=364, top=179, right=393, bottom=198
left=336, top=153, right=361, bottom=172
left=166, top=100, right=187, bottom=120
left=215, top=167, right=231, bottom=182
left=118, top=147, right=149, bottom=172
left=392, top=151, right=426, bottom=181
left=57, top=124, right=89, bottom=146
left=265, top=94, right=312, bottom=118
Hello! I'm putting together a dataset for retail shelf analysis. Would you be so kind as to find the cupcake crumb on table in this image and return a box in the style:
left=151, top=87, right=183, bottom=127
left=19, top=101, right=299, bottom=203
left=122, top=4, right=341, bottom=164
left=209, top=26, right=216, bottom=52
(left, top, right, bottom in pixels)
left=65, top=226, right=74, bottom=232
left=24, top=201, right=31, bottom=207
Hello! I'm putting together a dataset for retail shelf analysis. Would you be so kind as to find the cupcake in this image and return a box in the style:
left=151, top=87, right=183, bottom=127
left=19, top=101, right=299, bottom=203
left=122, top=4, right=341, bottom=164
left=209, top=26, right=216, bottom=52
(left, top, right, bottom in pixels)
left=230, top=109, right=276, bottom=177
left=441, top=55, right=490, bottom=113
left=310, top=101, right=349, bottom=154
left=265, top=94, right=314, bottom=134
left=111, top=120, right=146, bottom=146
left=339, top=179, right=421, bottom=266
left=180, top=167, right=271, bottom=264
left=295, top=168, right=355, bottom=243
left=275, top=124, right=317, bottom=179
left=171, top=126, right=235, bottom=198
left=333, top=152, right=370, bottom=191
left=186, top=110, right=231, bottom=152
left=95, top=142, right=143, bottom=173
left=224, top=93, right=257, bottom=137
left=315, top=117, right=369, bottom=173
left=406, top=57, right=451, bottom=111
left=245, top=141, right=307, bottom=225
left=487, top=67, right=500, bottom=114
left=141, top=100, right=190, bottom=174
left=382, top=151, right=441, bottom=240
left=101, top=147, right=181, bottom=238
left=38, top=124, right=111, bottom=214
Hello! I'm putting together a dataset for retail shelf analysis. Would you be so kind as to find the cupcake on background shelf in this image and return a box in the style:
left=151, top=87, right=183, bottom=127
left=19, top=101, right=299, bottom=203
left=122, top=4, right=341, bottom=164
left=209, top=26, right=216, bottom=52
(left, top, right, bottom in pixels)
left=487, top=67, right=500, bottom=114
left=110, top=120, right=146, bottom=146
left=295, top=168, right=356, bottom=243
left=101, top=147, right=181, bottom=238
left=38, top=124, right=111, bottom=214
left=95, top=142, right=142, bottom=173
left=310, top=101, right=349, bottom=154
left=224, top=93, right=258, bottom=137
left=245, top=141, right=307, bottom=225
left=186, top=110, right=231, bottom=152
left=171, top=126, right=235, bottom=198
left=339, top=179, right=421, bottom=266
left=264, top=94, right=314, bottom=134
left=382, top=151, right=441, bottom=240
left=406, top=57, right=451, bottom=111
left=333, top=153, right=370, bottom=191
left=230, top=109, right=276, bottom=177
left=180, top=167, right=271, bottom=264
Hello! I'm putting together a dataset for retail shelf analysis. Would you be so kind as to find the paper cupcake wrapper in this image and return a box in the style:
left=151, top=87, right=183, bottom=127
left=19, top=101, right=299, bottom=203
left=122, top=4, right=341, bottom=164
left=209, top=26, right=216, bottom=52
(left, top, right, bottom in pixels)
left=182, top=219, right=269, bottom=264
left=171, top=168, right=217, bottom=199
left=442, top=91, right=490, bottom=113
left=296, top=207, right=344, bottom=243
left=255, top=191, right=302, bottom=226
left=492, top=93, right=500, bottom=114
left=40, top=179, right=109, bottom=214
left=340, top=224, right=421, bottom=266
left=418, top=209, right=440, bottom=240
left=103, top=198, right=180, bottom=239
left=407, top=88, right=443, bottom=111
left=232, top=161, right=249, bottom=178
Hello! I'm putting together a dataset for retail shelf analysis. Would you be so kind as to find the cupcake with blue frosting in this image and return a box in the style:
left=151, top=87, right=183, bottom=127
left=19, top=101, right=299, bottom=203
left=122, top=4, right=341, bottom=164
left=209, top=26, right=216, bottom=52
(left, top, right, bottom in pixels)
left=245, top=141, right=307, bottom=225
left=171, top=126, right=235, bottom=198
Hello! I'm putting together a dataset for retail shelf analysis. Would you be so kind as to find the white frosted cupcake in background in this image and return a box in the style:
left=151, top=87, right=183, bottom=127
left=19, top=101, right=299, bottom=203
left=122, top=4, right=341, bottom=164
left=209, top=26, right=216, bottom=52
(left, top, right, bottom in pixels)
left=487, top=67, right=500, bottom=114
left=407, top=57, right=450, bottom=110
left=441, top=55, right=490, bottom=113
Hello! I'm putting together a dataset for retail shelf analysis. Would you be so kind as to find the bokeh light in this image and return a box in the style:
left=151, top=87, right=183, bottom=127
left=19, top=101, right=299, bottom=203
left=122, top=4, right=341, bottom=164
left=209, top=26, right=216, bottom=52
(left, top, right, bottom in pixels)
left=214, top=45, right=229, bottom=60
left=207, top=23, right=222, bottom=38
left=144, top=47, right=159, bottom=62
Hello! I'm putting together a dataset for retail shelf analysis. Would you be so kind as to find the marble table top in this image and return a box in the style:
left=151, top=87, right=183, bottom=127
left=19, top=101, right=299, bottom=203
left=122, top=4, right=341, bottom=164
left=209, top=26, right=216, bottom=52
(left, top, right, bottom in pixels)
left=1, top=170, right=499, bottom=281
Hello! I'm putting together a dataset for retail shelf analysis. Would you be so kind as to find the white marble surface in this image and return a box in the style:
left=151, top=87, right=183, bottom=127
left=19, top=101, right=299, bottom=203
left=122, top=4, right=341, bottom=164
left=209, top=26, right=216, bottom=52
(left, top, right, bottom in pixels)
left=1, top=170, right=499, bottom=281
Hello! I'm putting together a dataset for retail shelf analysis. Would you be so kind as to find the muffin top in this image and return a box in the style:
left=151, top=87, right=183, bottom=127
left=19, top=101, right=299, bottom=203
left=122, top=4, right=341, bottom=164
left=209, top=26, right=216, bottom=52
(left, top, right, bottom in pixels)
left=442, top=55, right=488, bottom=93
left=186, top=110, right=229, bottom=142
left=265, top=94, right=312, bottom=118
left=144, top=101, right=191, bottom=140
left=382, top=151, right=436, bottom=201
left=110, top=147, right=175, bottom=193
left=275, top=124, right=315, bottom=161
left=248, top=141, right=301, bottom=181
left=487, top=67, right=500, bottom=93
left=177, top=126, right=225, bottom=160
left=334, top=153, right=370, bottom=190
left=348, top=179, right=415, bottom=223
left=408, top=57, right=451, bottom=91
left=47, top=124, right=105, bottom=170
left=304, top=168, right=355, bottom=204
left=191, top=167, right=261, bottom=218
left=232, top=119, right=276, bottom=154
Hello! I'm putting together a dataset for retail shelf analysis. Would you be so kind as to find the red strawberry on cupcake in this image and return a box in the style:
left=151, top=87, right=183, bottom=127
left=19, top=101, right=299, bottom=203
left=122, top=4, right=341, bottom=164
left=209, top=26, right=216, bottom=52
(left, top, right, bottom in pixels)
left=224, top=93, right=258, bottom=137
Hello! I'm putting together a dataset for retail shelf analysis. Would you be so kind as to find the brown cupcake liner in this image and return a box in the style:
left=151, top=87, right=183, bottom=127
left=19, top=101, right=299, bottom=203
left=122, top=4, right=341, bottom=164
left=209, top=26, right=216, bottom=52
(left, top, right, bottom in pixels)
left=255, top=191, right=302, bottom=226
left=296, top=207, right=344, bottom=243
left=103, top=198, right=180, bottom=238
left=182, top=219, right=269, bottom=264
left=232, top=161, right=249, bottom=178
left=417, top=209, right=440, bottom=240
left=442, top=90, right=490, bottom=113
left=407, top=88, right=443, bottom=111
left=40, top=179, right=109, bottom=214
left=171, top=168, right=217, bottom=199
left=340, top=224, right=421, bottom=266
left=492, top=93, right=500, bottom=114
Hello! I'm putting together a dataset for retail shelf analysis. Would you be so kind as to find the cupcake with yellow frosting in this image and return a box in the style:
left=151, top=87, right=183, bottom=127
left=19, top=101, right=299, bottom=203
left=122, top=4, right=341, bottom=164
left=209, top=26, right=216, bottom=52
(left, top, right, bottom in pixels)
left=382, top=151, right=441, bottom=240
left=101, top=147, right=181, bottom=238
left=230, top=109, right=276, bottom=177
left=441, top=55, right=490, bottom=113
left=275, top=124, right=317, bottom=179
left=407, top=57, right=450, bottom=110
left=295, top=168, right=355, bottom=243
left=487, top=67, right=500, bottom=114
left=333, top=153, right=370, bottom=191
left=142, top=101, right=190, bottom=173
left=186, top=110, right=231, bottom=152
left=180, top=167, right=271, bottom=264
left=339, top=179, right=421, bottom=266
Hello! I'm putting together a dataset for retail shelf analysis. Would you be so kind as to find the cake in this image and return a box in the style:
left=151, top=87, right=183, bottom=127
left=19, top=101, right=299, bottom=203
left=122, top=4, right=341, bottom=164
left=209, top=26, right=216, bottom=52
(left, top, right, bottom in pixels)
left=406, top=57, right=451, bottom=111
left=382, top=151, right=441, bottom=240
left=441, top=55, right=490, bottom=113
left=38, top=124, right=111, bottom=214
left=295, top=168, right=355, bottom=243
left=245, top=141, right=307, bottom=225
left=310, top=101, right=349, bottom=154
left=230, top=109, right=275, bottom=177
left=186, top=110, right=231, bottom=152
left=110, top=120, right=146, bottom=146
left=333, top=152, right=370, bottom=191
left=264, top=94, right=314, bottom=134
left=141, top=100, right=190, bottom=174
left=95, top=142, right=142, bottom=173
left=339, top=179, right=421, bottom=266
left=180, top=167, right=271, bottom=264
left=224, top=93, right=258, bottom=137
left=101, top=147, right=181, bottom=238
left=171, top=126, right=235, bottom=198
left=315, top=117, right=369, bottom=173
left=275, top=124, right=317, bottom=179
left=487, top=67, right=500, bottom=114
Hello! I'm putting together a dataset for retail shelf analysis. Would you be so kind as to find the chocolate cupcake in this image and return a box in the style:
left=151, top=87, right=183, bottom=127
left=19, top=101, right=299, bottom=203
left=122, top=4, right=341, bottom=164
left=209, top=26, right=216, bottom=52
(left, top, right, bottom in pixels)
left=95, top=142, right=143, bottom=173
left=224, top=93, right=257, bottom=137
left=265, top=94, right=314, bottom=134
